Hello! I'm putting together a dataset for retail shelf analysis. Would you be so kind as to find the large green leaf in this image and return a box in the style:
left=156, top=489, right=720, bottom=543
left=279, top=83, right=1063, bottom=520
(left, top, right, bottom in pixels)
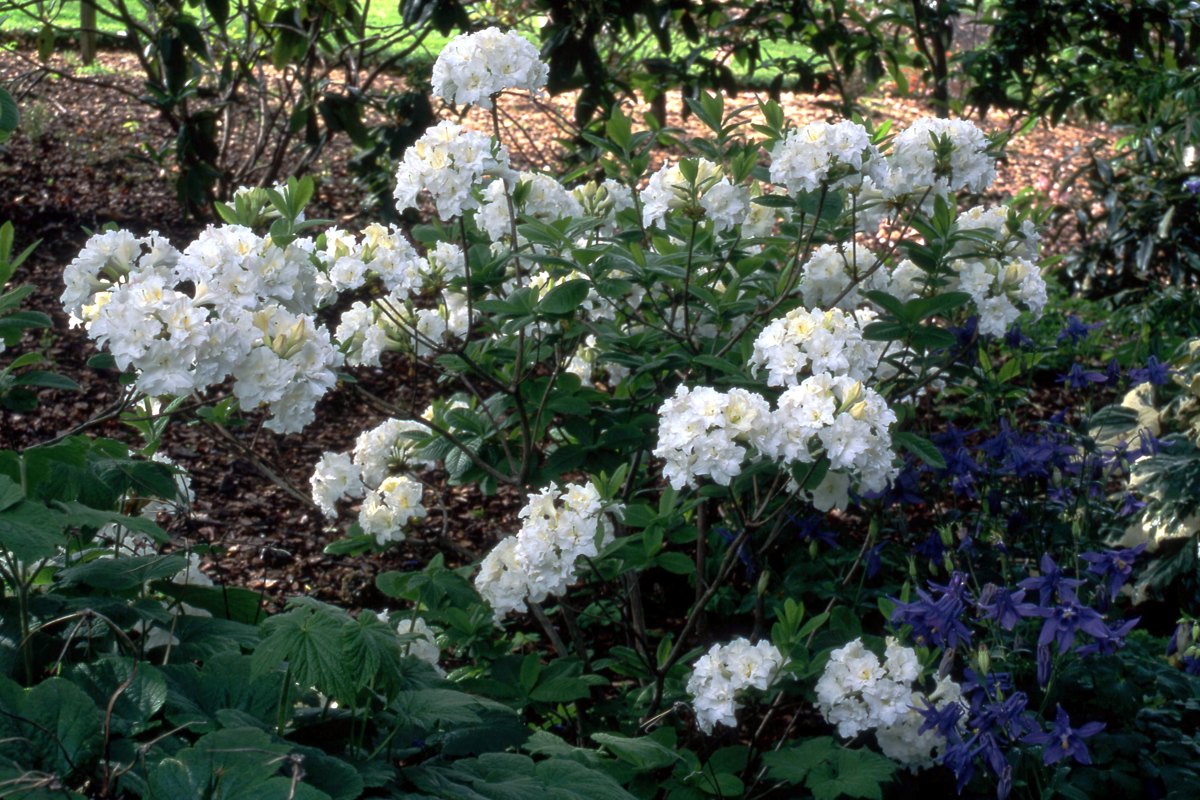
left=145, top=727, right=331, bottom=800
left=0, top=500, right=67, bottom=561
left=591, top=732, right=680, bottom=771
left=163, top=653, right=282, bottom=732
left=17, top=677, right=103, bottom=780
left=252, top=599, right=351, bottom=700
left=0, top=474, right=22, bottom=511
left=68, top=657, right=168, bottom=737
left=59, top=554, right=186, bottom=591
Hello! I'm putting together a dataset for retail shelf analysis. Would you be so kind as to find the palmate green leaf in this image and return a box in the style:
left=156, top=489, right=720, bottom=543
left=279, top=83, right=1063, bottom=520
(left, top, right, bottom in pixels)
left=762, top=736, right=836, bottom=784
left=0, top=473, right=22, bottom=511
left=0, top=499, right=68, bottom=561
left=67, top=657, right=168, bottom=737
left=18, top=677, right=103, bottom=780
left=592, top=732, right=680, bottom=771
left=805, top=747, right=897, bottom=800
left=252, top=598, right=352, bottom=700
left=344, top=610, right=406, bottom=696
left=58, top=554, right=187, bottom=591
left=145, top=727, right=331, bottom=800
left=162, top=653, right=282, bottom=732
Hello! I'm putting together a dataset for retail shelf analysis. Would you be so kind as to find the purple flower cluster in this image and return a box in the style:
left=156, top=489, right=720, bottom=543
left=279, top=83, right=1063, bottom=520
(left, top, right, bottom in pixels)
left=893, top=551, right=1143, bottom=797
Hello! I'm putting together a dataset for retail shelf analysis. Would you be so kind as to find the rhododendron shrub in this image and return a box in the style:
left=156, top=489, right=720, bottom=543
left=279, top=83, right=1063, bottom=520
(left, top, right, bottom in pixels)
left=54, top=28, right=1175, bottom=800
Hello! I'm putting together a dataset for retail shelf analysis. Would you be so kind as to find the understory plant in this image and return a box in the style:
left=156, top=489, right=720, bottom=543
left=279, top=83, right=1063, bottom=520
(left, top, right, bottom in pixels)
left=6, top=25, right=1199, bottom=800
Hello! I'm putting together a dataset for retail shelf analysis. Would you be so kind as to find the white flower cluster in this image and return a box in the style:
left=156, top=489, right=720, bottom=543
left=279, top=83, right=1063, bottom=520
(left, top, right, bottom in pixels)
left=749, top=306, right=888, bottom=387
left=394, top=121, right=512, bottom=220
left=333, top=240, right=471, bottom=365
left=816, top=637, right=961, bottom=770
left=889, top=118, right=995, bottom=197
left=686, top=637, right=786, bottom=734
left=769, top=120, right=883, bottom=194
left=64, top=226, right=342, bottom=433
left=310, top=417, right=434, bottom=545
left=654, top=372, right=898, bottom=496
left=774, top=373, right=897, bottom=493
left=947, top=204, right=1046, bottom=337
left=395, top=616, right=445, bottom=676
left=431, top=27, right=548, bottom=110
left=796, top=244, right=888, bottom=311
left=653, top=385, right=772, bottom=489
left=958, top=257, right=1047, bottom=338
left=477, top=171, right=584, bottom=243
left=474, top=481, right=617, bottom=621
left=641, top=158, right=748, bottom=233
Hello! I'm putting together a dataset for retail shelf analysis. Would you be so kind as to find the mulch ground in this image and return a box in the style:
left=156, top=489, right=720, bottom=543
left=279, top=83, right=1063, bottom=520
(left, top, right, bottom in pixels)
left=0, top=47, right=1110, bottom=611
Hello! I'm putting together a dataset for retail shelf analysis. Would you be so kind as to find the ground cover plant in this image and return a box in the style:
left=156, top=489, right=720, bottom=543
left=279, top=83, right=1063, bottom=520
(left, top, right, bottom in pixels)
left=3, top=13, right=1200, bottom=800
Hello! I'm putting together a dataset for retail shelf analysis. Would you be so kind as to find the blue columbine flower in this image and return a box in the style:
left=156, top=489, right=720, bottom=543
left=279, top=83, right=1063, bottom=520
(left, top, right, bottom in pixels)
left=1005, top=322, right=1034, bottom=349
left=1060, top=362, right=1108, bottom=390
left=1019, top=554, right=1083, bottom=606
left=1035, top=600, right=1110, bottom=652
left=891, top=576, right=973, bottom=649
left=1080, top=543, right=1146, bottom=600
left=1129, top=354, right=1172, bottom=385
left=1183, top=175, right=1200, bottom=195
left=1022, top=705, right=1105, bottom=765
left=1057, top=314, right=1103, bottom=345
left=978, top=585, right=1039, bottom=631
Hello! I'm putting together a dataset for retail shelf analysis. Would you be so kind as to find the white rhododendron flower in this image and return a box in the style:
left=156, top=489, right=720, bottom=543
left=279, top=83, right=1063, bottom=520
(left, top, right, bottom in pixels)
left=475, top=481, right=618, bottom=621
left=310, top=451, right=365, bottom=519
left=641, top=158, right=748, bottom=232
left=66, top=225, right=341, bottom=433
left=476, top=171, right=584, bottom=242
left=749, top=306, right=889, bottom=387
left=358, top=474, right=426, bottom=545
left=653, top=385, right=773, bottom=490
left=797, top=243, right=886, bottom=311
left=956, top=257, right=1048, bottom=337
left=687, top=638, right=786, bottom=733
left=769, top=120, right=882, bottom=194
left=431, top=27, right=548, bottom=109
left=888, top=117, right=995, bottom=196
left=394, top=121, right=512, bottom=220
left=394, top=616, right=445, bottom=676
left=816, top=637, right=962, bottom=771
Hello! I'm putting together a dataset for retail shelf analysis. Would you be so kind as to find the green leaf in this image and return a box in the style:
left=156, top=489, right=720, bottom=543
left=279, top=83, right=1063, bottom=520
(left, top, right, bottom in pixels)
left=592, top=732, right=680, bottom=770
left=0, top=474, right=22, bottom=512
left=13, top=370, right=80, bottom=390
left=0, top=88, right=18, bottom=144
left=893, top=431, right=946, bottom=470
left=68, top=657, right=168, bottom=737
left=253, top=599, right=351, bottom=700
left=56, top=501, right=170, bottom=543
left=762, top=737, right=836, bottom=785
left=539, top=279, right=590, bottom=316
left=19, top=677, right=102, bottom=779
left=0, top=500, right=67, bottom=561
left=59, top=554, right=186, bottom=591
left=806, top=747, right=897, bottom=800
left=153, top=582, right=265, bottom=624
left=529, top=676, right=593, bottom=703
left=535, top=757, right=639, bottom=799
left=655, top=551, right=695, bottom=575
